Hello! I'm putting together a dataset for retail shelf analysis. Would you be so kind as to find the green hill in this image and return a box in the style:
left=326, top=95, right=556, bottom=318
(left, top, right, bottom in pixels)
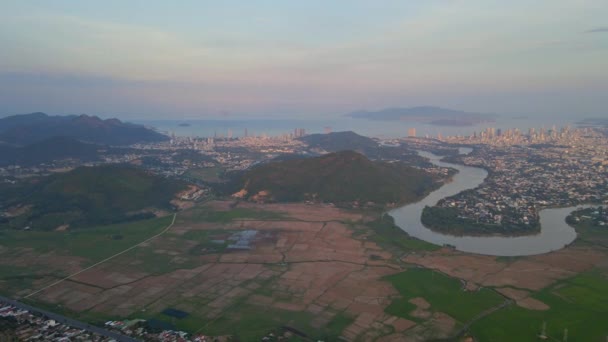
left=1, top=165, right=187, bottom=230
left=0, top=136, right=104, bottom=166
left=238, top=150, right=438, bottom=205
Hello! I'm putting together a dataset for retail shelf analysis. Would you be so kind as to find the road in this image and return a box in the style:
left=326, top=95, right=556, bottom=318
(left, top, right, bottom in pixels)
left=0, top=295, right=140, bottom=342
left=4, top=214, right=178, bottom=340
left=24, top=213, right=177, bottom=299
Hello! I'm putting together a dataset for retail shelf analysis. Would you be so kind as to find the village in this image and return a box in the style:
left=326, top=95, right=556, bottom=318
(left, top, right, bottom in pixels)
left=432, top=126, right=608, bottom=232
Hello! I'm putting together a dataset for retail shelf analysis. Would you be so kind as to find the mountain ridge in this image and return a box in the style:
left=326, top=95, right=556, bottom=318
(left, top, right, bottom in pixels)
left=0, top=112, right=168, bottom=145
left=346, top=106, right=494, bottom=126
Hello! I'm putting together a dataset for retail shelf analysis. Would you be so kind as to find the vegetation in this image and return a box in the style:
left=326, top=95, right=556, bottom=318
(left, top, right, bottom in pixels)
left=240, top=150, right=438, bottom=205
left=566, top=207, right=608, bottom=248
left=183, top=166, right=225, bottom=183
left=0, top=112, right=167, bottom=145
left=421, top=206, right=540, bottom=236
left=471, top=271, right=608, bottom=341
left=178, top=206, right=286, bottom=224
left=0, top=137, right=105, bottom=167
left=171, top=149, right=216, bottom=164
left=131, top=269, right=353, bottom=340
left=0, top=165, right=187, bottom=230
left=142, top=304, right=309, bottom=340
left=0, top=216, right=172, bottom=261
left=384, top=268, right=504, bottom=324
left=0, top=217, right=174, bottom=295
left=360, top=214, right=439, bottom=253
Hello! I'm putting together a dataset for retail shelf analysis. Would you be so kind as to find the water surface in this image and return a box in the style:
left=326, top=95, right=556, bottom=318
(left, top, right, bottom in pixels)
left=389, top=150, right=585, bottom=256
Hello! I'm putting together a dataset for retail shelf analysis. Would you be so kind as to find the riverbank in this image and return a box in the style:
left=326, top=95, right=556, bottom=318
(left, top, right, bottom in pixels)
left=421, top=205, right=541, bottom=237
left=389, top=150, right=588, bottom=256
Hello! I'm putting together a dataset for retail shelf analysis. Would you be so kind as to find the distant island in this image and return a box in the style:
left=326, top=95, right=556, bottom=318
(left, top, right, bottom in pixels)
left=346, top=106, right=494, bottom=127
left=0, top=112, right=168, bottom=146
left=178, top=123, right=191, bottom=127
left=577, top=118, right=608, bottom=127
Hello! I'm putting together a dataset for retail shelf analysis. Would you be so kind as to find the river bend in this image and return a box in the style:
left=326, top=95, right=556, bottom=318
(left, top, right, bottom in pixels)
left=389, top=150, right=585, bottom=256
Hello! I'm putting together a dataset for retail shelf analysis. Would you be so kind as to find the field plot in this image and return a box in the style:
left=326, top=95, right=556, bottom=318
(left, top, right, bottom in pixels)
left=183, top=166, right=226, bottom=183
left=471, top=271, right=608, bottom=341
left=2, top=201, right=607, bottom=341
left=404, top=244, right=608, bottom=341
left=0, top=202, right=421, bottom=340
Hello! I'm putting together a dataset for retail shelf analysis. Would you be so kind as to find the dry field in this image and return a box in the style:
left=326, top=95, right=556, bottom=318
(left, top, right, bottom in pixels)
left=403, top=246, right=606, bottom=310
left=3, top=202, right=411, bottom=339
left=1, top=200, right=607, bottom=341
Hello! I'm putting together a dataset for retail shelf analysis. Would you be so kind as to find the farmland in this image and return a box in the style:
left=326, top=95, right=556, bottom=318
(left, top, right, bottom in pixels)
left=0, top=201, right=607, bottom=340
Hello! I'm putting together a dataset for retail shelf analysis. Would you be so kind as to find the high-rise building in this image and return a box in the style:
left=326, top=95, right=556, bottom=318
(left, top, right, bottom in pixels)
left=294, top=128, right=306, bottom=138
left=408, top=128, right=416, bottom=137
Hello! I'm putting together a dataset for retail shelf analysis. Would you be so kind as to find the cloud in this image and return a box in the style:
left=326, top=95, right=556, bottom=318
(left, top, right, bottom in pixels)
left=585, top=27, right=608, bottom=33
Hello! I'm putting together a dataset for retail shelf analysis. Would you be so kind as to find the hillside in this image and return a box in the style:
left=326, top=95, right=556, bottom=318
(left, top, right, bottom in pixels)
left=0, top=137, right=104, bottom=166
left=237, top=150, right=438, bottom=205
left=298, top=131, right=379, bottom=155
left=0, top=113, right=168, bottom=145
left=0, top=165, right=187, bottom=230
left=347, top=106, right=494, bottom=126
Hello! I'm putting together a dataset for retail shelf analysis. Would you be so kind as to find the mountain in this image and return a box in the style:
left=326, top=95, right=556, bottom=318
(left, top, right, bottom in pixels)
left=0, top=137, right=104, bottom=167
left=237, top=150, right=438, bottom=205
left=346, top=106, right=494, bottom=126
left=298, top=131, right=379, bottom=155
left=0, top=113, right=168, bottom=145
left=0, top=112, right=72, bottom=132
left=0, top=164, right=188, bottom=230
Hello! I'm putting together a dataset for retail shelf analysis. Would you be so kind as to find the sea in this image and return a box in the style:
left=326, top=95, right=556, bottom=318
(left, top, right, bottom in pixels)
left=134, top=115, right=580, bottom=139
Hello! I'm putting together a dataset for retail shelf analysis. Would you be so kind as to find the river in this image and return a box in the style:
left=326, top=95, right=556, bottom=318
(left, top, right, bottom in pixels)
left=389, top=149, right=587, bottom=256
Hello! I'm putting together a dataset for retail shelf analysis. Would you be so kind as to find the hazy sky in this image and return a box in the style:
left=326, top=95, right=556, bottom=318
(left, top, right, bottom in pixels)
left=1, top=1, right=607, bottom=119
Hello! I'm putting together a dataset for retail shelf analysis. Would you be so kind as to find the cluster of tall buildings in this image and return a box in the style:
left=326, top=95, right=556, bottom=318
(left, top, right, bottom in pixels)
left=445, top=125, right=579, bottom=145
left=475, top=125, right=570, bottom=141
left=293, top=128, right=307, bottom=138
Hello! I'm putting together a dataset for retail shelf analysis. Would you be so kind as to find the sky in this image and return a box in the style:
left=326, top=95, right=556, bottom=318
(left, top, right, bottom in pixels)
left=0, top=0, right=607, bottom=119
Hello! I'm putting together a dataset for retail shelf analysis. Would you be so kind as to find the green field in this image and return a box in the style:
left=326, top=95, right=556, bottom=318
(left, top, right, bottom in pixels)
left=183, top=166, right=225, bottom=183
left=4, top=203, right=607, bottom=341
left=363, top=214, right=440, bottom=253
left=138, top=303, right=353, bottom=341
left=567, top=209, right=608, bottom=249
left=384, top=268, right=504, bottom=324
left=0, top=216, right=172, bottom=262
left=470, top=272, right=608, bottom=341
left=130, top=271, right=354, bottom=341
left=178, top=206, right=286, bottom=224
